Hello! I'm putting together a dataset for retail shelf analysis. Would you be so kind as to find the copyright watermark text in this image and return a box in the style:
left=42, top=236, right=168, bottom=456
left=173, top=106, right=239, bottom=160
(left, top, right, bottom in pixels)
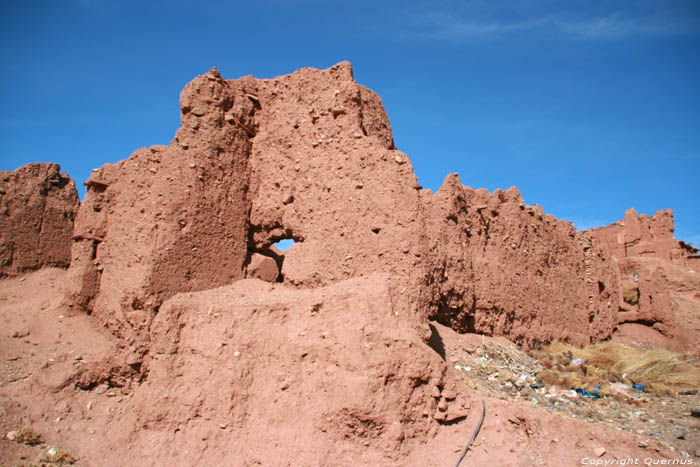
left=581, top=459, right=695, bottom=466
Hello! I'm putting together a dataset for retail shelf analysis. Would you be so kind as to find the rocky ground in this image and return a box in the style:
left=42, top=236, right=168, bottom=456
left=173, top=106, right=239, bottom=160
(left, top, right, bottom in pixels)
left=435, top=323, right=700, bottom=460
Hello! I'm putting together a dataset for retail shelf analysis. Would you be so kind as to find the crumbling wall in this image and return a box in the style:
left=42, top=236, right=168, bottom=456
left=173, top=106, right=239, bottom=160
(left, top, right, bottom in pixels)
left=48, top=61, right=669, bottom=464
left=585, top=208, right=685, bottom=334
left=246, top=62, right=425, bottom=289
left=65, top=61, right=626, bottom=349
left=66, top=68, right=256, bottom=342
left=615, top=258, right=674, bottom=335
left=688, top=256, right=700, bottom=269
left=423, top=174, right=619, bottom=346
left=0, top=163, right=79, bottom=276
left=587, top=208, right=687, bottom=264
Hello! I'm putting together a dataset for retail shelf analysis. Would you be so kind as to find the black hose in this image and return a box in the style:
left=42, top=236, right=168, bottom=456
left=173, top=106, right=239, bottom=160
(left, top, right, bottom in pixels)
left=455, top=400, right=486, bottom=467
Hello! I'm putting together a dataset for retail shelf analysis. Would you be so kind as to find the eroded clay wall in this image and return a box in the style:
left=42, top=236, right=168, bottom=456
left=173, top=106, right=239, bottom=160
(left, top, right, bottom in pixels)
left=0, top=163, right=79, bottom=276
left=67, top=68, right=256, bottom=341
left=65, top=62, right=629, bottom=347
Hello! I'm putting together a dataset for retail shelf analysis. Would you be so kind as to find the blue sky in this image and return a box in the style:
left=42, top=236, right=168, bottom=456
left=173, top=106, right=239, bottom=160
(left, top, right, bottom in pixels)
left=1, top=1, right=699, bottom=245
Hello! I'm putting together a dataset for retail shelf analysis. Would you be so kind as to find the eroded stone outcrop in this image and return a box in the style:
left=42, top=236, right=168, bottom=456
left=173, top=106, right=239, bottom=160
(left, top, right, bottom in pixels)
left=0, top=163, right=79, bottom=276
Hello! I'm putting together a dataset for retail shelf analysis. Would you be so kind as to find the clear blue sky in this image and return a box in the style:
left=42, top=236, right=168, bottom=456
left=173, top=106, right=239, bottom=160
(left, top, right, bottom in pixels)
left=2, top=1, right=699, bottom=245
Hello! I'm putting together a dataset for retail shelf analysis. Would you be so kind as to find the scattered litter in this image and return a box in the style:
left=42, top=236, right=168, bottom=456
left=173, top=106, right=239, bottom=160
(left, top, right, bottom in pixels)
left=574, top=385, right=601, bottom=399
left=452, top=340, right=700, bottom=457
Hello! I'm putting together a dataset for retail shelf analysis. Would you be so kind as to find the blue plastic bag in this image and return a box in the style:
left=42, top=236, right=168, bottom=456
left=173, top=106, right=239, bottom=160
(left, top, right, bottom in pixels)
left=574, top=385, right=601, bottom=399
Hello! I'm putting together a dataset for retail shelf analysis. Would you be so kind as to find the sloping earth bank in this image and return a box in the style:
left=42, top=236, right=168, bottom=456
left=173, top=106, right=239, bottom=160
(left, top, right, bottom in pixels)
left=1, top=269, right=693, bottom=466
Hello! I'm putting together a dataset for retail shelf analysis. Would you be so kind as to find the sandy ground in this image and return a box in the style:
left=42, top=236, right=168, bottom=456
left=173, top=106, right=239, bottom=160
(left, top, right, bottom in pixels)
left=1, top=268, right=697, bottom=466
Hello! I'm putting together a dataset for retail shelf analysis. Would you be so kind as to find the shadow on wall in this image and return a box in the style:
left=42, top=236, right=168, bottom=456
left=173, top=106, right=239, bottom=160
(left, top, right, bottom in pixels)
left=428, top=323, right=446, bottom=360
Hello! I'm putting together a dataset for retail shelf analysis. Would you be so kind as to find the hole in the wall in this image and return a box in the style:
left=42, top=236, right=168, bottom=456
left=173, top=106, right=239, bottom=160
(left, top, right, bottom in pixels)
left=273, top=238, right=296, bottom=252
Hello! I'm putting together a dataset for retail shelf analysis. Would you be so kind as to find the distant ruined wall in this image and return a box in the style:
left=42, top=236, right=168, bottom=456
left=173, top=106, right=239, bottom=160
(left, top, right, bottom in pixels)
left=585, top=208, right=684, bottom=335
left=0, top=163, right=79, bottom=276
left=587, top=208, right=688, bottom=264
left=65, top=62, right=628, bottom=347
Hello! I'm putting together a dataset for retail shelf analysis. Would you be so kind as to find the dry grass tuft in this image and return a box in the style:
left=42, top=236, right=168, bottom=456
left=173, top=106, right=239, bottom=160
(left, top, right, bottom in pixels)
left=482, top=343, right=540, bottom=377
left=17, top=446, right=78, bottom=466
left=531, top=341, right=700, bottom=393
left=38, top=446, right=78, bottom=465
left=15, top=425, right=41, bottom=446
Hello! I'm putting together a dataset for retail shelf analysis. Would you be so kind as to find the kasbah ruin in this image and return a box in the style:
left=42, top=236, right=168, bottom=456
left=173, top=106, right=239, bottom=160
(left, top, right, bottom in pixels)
left=1, top=62, right=699, bottom=466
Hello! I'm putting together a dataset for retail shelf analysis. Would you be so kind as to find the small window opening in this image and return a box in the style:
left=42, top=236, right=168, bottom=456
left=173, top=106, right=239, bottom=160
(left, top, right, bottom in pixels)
left=273, top=238, right=296, bottom=252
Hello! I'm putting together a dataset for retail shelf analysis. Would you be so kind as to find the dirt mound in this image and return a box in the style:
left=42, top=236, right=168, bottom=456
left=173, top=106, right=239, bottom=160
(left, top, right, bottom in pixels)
left=140, top=274, right=469, bottom=465
left=0, top=163, right=79, bottom=277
